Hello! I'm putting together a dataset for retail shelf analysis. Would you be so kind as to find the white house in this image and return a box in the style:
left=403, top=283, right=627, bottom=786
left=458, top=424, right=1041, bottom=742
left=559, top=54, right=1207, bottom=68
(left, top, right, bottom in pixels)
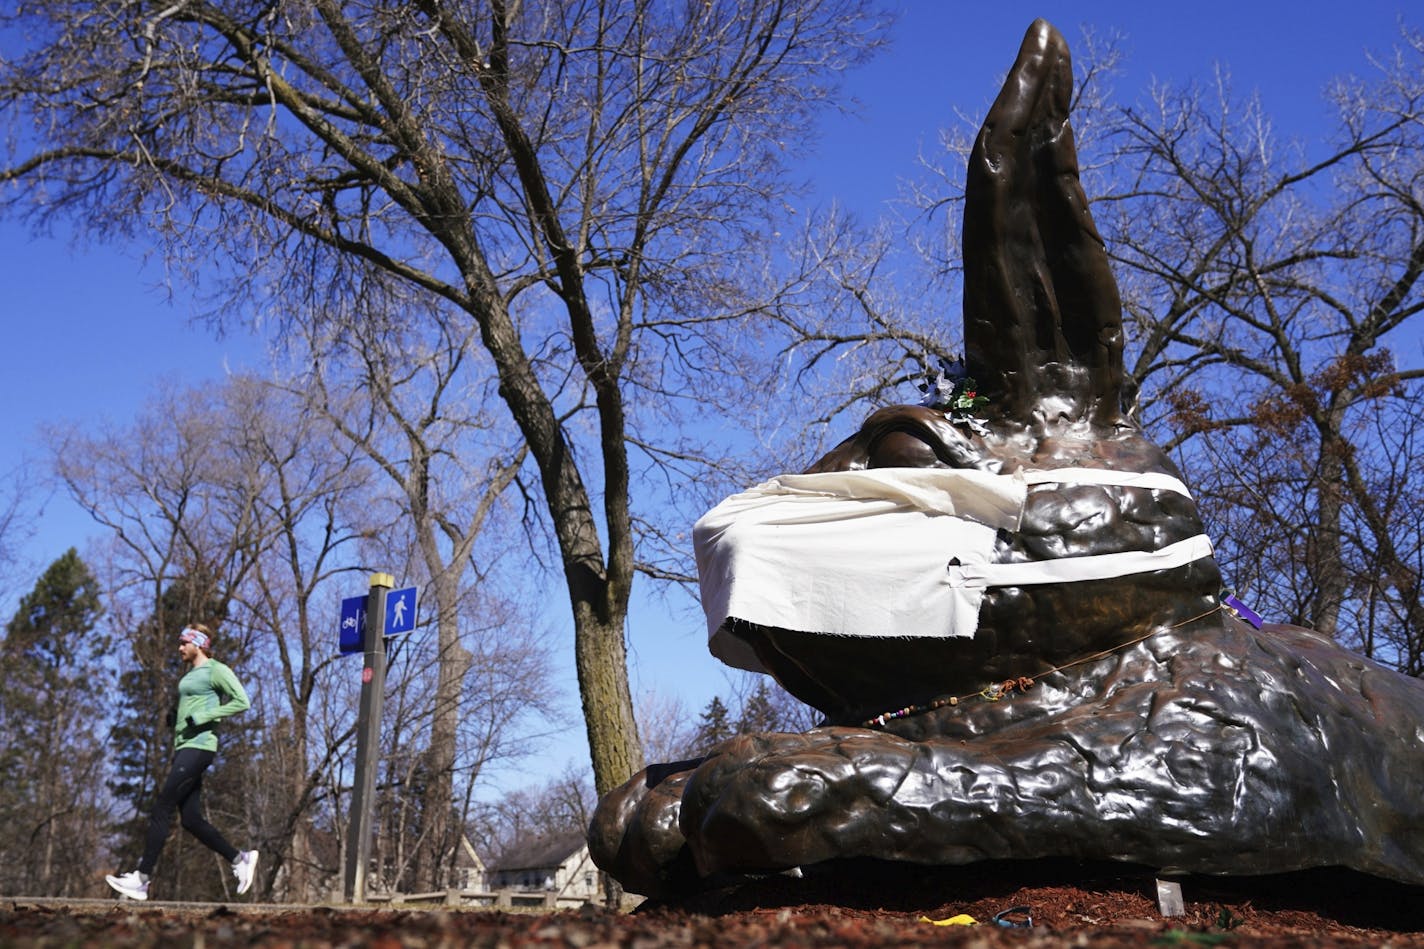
left=486, top=831, right=602, bottom=903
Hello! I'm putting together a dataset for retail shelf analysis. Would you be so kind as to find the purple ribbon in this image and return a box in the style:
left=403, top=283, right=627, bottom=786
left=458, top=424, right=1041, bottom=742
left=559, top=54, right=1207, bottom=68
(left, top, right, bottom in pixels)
left=1223, top=593, right=1263, bottom=629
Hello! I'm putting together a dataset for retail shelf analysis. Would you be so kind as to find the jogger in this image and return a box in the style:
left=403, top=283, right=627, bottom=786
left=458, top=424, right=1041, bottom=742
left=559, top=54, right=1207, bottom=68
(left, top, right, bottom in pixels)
left=106, top=623, right=259, bottom=900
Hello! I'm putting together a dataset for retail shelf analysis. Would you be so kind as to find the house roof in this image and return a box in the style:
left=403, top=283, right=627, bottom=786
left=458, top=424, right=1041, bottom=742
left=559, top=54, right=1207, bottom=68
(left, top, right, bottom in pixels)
left=456, top=834, right=486, bottom=870
left=489, top=831, right=588, bottom=873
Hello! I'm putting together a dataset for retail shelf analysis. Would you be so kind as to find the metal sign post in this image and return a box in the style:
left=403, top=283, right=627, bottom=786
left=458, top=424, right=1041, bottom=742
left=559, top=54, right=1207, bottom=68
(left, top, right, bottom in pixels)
left=344, top=572, right=393, bottom=903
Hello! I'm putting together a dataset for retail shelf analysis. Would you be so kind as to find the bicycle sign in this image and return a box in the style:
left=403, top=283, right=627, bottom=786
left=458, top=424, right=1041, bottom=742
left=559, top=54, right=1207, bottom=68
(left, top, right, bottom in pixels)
left=339, top=595, right=366, bottom=654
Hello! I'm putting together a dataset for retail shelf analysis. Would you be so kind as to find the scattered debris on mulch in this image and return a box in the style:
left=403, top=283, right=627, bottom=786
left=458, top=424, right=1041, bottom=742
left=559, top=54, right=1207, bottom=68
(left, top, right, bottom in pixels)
left=642, top=858, right=1424, bottom=947
left=3, top=860, right=1420, bottom=946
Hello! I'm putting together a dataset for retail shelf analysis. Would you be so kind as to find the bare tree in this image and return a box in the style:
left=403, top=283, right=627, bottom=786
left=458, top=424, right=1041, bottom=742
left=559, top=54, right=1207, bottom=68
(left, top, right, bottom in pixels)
left=364, top=578, right=561, bottom=893
left=47, top=386, right=267, bottom=889
left=33, top=351, right=576, bottom=897
left=209, top=376, right=377, bottom=900
left=1090, top=29, right=1424, bottom=659
left=470, top=765, right=595, bottom=865
left=46, top=373, right=293, bottom=633
left=287, top=298, right=531, bottom=887
left=44, top=379, right=319, bottom=897
left=0, top=462, right=37, bottom=585
left=1, top=0, right=888, bottom=794
left=634, top=689, right=695, bottom=765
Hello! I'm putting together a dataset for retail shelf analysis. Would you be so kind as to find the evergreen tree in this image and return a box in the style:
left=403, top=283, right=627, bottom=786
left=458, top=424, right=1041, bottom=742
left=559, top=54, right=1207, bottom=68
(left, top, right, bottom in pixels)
left=736, top=682, right=781, bottom=735
left=0, top=549, right=108, bottom=896
left=691, top=696, right=734, bottom=754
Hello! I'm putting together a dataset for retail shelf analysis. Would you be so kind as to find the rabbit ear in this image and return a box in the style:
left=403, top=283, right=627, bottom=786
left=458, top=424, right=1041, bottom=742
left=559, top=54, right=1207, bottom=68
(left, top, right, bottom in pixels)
left=962, top=20, right=1126, bottom=430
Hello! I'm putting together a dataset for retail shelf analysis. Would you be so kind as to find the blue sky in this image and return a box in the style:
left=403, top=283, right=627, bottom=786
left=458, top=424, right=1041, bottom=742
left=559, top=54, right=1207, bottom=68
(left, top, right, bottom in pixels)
left=1, top=1, right=1417, bottom=779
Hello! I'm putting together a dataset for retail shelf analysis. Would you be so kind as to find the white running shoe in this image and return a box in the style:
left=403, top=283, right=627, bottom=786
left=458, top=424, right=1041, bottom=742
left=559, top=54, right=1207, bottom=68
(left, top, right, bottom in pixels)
left=233, top=850, right=259, bottom=895
left=106, top=870, right=150, bottom=901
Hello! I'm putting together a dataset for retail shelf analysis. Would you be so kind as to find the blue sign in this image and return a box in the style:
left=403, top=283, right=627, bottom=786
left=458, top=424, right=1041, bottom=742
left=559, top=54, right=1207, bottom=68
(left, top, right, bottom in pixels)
left=385, top=586, right=418, bottom=636
left=339, top=595, right=367, bottom=654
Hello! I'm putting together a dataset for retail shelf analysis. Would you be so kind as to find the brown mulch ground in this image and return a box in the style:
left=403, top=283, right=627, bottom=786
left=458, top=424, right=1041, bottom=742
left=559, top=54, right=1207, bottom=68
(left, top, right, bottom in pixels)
left=3, top=861, right=1421, bottom=946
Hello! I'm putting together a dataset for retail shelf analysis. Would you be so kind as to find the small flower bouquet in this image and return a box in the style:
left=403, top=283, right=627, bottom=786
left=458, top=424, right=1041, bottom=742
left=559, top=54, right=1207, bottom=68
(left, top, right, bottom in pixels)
left=917, top=355, right=990, bottom=434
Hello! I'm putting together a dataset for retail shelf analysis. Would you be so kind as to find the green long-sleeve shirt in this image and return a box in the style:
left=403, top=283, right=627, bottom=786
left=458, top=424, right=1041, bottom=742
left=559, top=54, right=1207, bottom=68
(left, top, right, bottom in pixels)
left=174, top=659, right=250, bottom=752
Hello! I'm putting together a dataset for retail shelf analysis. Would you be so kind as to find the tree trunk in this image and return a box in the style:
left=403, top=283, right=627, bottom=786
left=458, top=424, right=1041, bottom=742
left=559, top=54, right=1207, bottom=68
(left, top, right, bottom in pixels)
left=286, top=715, right=313, bottom=900
left=1311, top=430, right=1348, bottom=637
left=573, top=605, right=643, bottom=798
left=420, top=578, right=471, bottom=888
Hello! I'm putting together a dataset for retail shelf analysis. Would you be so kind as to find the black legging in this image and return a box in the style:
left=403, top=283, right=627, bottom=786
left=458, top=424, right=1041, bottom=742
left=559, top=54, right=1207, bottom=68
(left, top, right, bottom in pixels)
left=139, top=748, right=238, bottom=874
